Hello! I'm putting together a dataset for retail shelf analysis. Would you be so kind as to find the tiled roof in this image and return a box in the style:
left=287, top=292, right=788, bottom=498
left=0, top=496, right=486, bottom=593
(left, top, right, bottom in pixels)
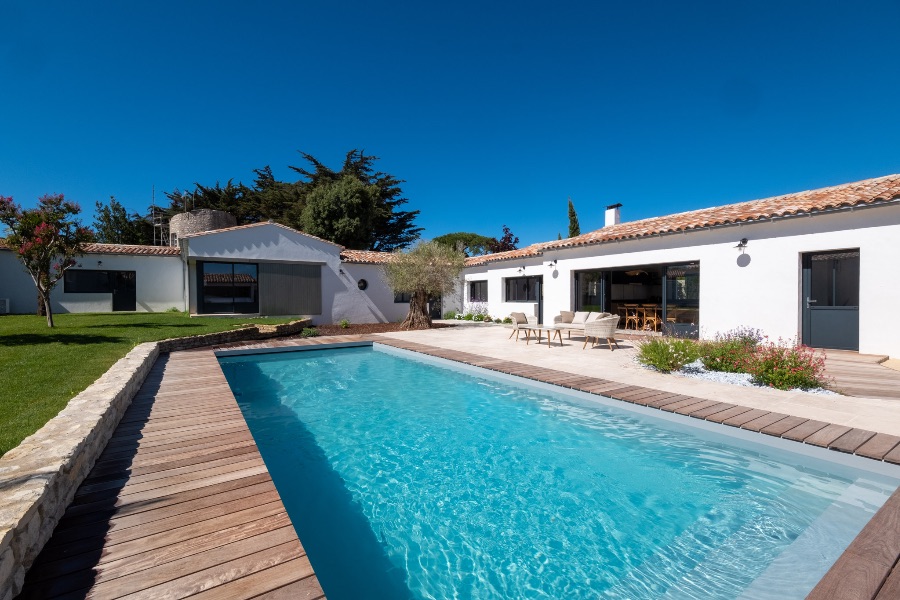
left=181, top=221, right=343, bottom=248
left=203, top=273, right=257, bottom=284
left=340, top=249, right=396, bottom=264
left=81, top=243, right=182, bottom=256
left=2, top=239, right=180, bottom=256
left=464, top=243, right=550, bottom=266
left=466, top=174, right=900, bottom=265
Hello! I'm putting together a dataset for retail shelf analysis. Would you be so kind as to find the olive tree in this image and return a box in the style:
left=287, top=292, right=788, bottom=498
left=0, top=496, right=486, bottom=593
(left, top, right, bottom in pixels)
left=383, top=241, right=466, bottom=330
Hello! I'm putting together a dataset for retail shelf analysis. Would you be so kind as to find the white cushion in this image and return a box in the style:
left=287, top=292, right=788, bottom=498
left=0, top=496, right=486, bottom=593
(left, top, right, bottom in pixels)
left=572, top=311, right=590, bottom=324
left=585, top=312, right=604, bottom=322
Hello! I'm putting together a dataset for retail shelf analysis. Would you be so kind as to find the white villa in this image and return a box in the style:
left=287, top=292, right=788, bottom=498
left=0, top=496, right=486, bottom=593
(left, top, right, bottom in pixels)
left=1, top=174, right=899, bottom=357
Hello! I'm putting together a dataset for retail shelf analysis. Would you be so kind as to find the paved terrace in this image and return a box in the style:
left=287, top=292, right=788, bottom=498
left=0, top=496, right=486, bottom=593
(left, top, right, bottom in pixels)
left=18, top=325, right=900, bottom=599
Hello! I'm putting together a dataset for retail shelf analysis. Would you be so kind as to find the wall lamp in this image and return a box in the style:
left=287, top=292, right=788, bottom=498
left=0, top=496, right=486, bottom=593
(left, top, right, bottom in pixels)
left=517, top=267, right=525, bottom=274
left=734, top=238, right=748, bottom=253
left=338, top=268, right=345, bottom=275
left=548, top=260, right=557, bottom=269
left=97, top=260, right=103, bottom=267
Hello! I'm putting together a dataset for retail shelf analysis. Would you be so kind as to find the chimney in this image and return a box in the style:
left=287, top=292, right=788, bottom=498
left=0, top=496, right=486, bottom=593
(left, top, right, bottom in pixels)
left=605, top=203, right=622, bottom=227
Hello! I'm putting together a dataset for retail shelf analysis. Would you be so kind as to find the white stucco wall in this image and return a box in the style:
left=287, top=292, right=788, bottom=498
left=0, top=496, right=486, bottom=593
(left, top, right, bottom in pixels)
left=0, top=249, right=184, bottom=314
left=0, top=249, right=39, bottom=314
left=464, top=205, right=900, bottom=358
left=336, top=264, right=409, bottom=324
left=185, top=224, right=403, bottom=324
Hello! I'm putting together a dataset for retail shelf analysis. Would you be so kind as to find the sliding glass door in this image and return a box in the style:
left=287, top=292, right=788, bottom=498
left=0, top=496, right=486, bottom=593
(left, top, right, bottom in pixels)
left=198, top=261, right=259, bottom=314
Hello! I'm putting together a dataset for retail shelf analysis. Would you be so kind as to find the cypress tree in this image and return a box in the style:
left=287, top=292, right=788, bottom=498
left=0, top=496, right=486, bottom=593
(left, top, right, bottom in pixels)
left=568, top=198, right=581, bottom=237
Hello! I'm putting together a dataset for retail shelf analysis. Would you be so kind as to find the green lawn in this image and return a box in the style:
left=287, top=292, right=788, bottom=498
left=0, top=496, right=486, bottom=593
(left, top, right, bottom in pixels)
left=0, top=312, right=296, bottom=457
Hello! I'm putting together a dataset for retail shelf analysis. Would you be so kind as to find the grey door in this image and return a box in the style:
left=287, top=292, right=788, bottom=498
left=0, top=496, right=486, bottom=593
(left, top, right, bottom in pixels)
left=801, top=250, right=860, bottom=350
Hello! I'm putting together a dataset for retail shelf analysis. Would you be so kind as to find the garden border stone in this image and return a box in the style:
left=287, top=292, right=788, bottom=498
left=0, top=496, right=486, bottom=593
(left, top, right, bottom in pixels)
left=0, top=318, right=310, bottom=599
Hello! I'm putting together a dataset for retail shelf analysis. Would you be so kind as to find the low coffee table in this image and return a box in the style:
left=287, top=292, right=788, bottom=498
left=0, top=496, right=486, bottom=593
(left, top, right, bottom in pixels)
left=520, top=325, right=564, bottom=348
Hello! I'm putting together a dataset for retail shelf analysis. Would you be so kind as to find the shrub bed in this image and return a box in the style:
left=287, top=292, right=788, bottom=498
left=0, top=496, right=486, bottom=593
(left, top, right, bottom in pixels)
left=635, top=337, right=700, bottom=373
left=640, top=328, right=830, bottom=391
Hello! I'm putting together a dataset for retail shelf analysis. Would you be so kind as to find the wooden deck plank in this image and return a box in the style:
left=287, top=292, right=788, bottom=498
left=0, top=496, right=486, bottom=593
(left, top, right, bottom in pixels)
left=19, top=350, right=321, bottom=600
left=740, top=412, right=791, bottom=432
left=804, top=424, right=854, bottom=448
left=781, top=419, right=830, bottom=442
left=856, top=434, right=900, bottom=461
left=760, top=415, right=809, bottom=437
left=186, top=556, right=317, bottom=600
left=830, top=429, right=879, bottom=454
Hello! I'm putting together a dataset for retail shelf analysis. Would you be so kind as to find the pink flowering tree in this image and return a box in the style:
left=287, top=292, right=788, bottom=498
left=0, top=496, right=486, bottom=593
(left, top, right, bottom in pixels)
left=0, top=194, right=94, bottom=327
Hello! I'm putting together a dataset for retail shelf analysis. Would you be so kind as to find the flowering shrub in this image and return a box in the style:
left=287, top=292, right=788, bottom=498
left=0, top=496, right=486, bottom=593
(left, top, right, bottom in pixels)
left=747, top=340, right=828, bottom=390
left=700, top=327, right=765, bottom=373
left=636, top=337, right=700, bottom=373
left=473, top=314, right=485, bottom=322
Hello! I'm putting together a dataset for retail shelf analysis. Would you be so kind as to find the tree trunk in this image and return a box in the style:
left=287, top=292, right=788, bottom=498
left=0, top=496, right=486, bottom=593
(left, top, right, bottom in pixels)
left=401, top=291, right=432, bottom=330
left=39, top=289, right=54, bottom=327
left=36, top=291, right=46, bottom=317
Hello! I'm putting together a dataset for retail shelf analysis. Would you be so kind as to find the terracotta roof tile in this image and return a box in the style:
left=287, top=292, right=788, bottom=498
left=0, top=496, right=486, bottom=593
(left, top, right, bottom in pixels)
left=2, top=238, right=180, bottom=256
left=340, top=249, right=396, bottom=264
left=203, top=273, right=257, bottom=284
left=82, top=243, right=181, bottom=256
left=181, top=221, right=343, bottom=248
left=466, top=174, right=900, bottom=265
left=464, top=243, right=549, bottom=266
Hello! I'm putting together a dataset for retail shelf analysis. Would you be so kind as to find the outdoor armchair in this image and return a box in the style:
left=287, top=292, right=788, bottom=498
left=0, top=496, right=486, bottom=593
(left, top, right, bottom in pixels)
left=508, top=312, right=538, bottom=340
left=582, top=315, right=620, bottom=350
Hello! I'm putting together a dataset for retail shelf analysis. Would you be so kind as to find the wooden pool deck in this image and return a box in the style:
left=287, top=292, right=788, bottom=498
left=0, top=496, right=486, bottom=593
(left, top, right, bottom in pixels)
left=17, top=333, right=900, bottom=599
left=17, top=350, right=325, bottom=600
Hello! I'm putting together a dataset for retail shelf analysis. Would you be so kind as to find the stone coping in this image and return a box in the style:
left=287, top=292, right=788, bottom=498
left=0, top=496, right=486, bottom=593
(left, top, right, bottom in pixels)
left=0, top=318, right=311, bottom=599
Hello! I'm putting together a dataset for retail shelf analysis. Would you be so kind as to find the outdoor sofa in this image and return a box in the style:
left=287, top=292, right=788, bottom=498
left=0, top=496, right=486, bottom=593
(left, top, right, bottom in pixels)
left=553, top=311, right=613, bottom=338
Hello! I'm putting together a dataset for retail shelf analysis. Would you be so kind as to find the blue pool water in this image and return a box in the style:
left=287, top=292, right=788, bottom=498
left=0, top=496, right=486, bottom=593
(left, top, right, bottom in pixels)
left=219, top=345, right=899, bottom=599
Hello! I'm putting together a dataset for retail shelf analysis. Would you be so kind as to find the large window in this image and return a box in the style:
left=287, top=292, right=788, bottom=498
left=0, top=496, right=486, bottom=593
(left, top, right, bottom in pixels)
left=198, top=261, right=259, bottom=314
left=505, top=276, right=540, bottom=302
left=574, top=271, right=604, bottom=312
left=664, top=263, right=700, bottom=337
left=64, top=269, right=113, bottom=293
left=469, top=280, right=488, bottom=302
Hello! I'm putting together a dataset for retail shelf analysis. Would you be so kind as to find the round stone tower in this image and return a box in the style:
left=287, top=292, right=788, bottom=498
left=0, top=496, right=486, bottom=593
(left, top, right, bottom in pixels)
left=168, top=209, right=237, bottom=245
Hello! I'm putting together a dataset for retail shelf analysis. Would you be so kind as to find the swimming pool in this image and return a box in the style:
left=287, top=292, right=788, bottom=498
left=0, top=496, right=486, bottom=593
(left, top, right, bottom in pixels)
left=218, top=344, right=900, bottom=599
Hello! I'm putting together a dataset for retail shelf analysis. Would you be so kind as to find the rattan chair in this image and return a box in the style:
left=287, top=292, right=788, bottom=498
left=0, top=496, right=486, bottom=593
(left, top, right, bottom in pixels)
left=508, top=312, right=537, bottom=340
left=582, top=315, right=620, bottom=350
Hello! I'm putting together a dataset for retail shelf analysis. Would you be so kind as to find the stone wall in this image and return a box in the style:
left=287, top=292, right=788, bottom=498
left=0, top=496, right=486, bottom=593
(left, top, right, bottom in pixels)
left=0, top=343, right=158, bottom=600
left=0, top=318, right=310, bottom=599
left=169, top=209, right=237, bottom=244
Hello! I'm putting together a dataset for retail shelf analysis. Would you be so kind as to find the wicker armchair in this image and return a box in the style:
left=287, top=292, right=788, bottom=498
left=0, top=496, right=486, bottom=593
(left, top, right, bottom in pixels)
left=508, top=312, right=538, bottom=340
left=582, top=315, right=620, bottom=350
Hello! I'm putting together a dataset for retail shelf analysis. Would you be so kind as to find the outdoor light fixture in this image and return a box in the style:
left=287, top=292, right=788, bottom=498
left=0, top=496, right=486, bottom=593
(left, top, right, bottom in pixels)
left=517, top=267, right=525, bottom=274
left=548, top=260, right=557, bottom=269
left=338, top=268, right=345, bottom=275
left=735, top=238, right=748, bottom=252
left=97, top=261, right=103, bottom=267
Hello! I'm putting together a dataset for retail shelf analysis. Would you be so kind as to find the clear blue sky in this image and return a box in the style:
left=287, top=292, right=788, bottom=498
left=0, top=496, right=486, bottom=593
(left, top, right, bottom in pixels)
left=2, top=1, right=899, bottom=246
